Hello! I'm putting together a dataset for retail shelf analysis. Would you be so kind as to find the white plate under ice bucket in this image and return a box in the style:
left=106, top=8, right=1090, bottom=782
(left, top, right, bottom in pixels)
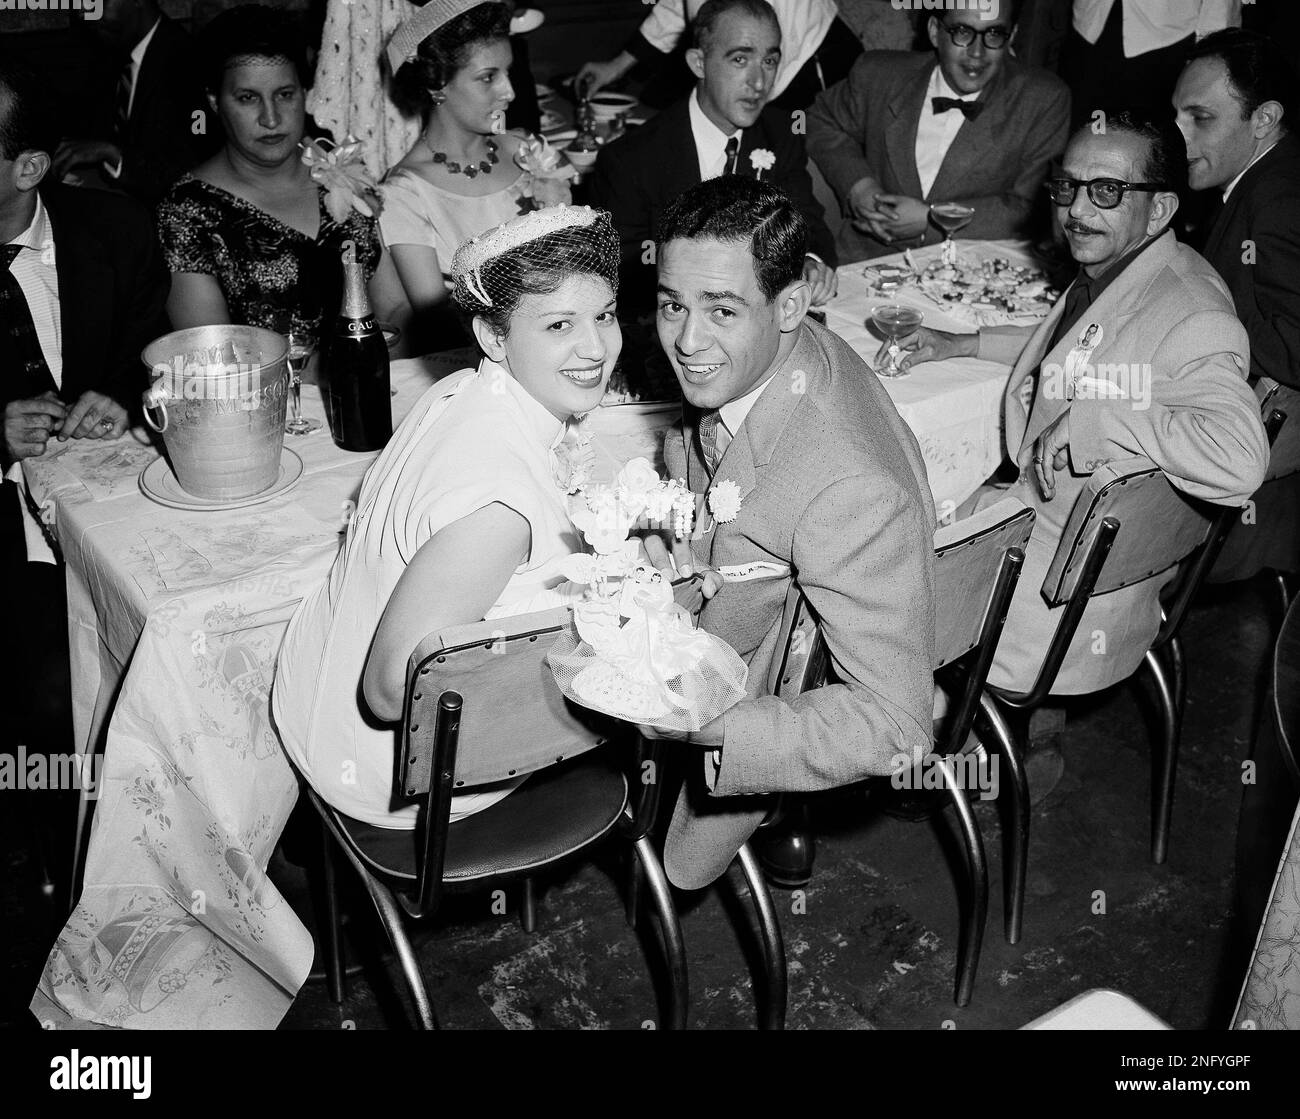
left=139, top=447, right=303, bottom=511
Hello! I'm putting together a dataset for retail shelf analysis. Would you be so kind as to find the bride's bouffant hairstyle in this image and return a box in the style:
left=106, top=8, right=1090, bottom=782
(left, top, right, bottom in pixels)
left=390, top=2, right=511, bottom=116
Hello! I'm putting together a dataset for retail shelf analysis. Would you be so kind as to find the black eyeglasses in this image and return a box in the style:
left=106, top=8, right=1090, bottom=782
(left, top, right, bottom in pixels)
left=1044, top=177, right=1170, bottom=209
left=938, top=23, right=1012, bottom=50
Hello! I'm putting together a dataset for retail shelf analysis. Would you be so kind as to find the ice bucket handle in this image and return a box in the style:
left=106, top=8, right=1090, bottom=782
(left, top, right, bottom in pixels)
left=142, top=378, right=171, bottom=433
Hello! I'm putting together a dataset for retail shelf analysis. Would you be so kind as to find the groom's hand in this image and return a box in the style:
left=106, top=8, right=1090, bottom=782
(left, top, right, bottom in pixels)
left=641, top=530, right=724, bottom=600
left=636, top=717, right=724, bottom=747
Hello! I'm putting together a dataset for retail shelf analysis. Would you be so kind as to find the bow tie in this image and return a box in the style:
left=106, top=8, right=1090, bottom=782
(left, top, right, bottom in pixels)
left=932, top=96, right=984, bottom=120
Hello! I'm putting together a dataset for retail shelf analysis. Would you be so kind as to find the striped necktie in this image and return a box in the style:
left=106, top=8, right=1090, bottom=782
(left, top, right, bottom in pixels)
left=699, top=409, right=721, bottom=473
left=1, top=243, right=58, bottom=399
left=723, top=136, right=739, bottom=176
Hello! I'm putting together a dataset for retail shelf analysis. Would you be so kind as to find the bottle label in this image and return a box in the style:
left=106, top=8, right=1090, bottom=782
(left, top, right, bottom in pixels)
left=346, top=316, right=377, bottom=335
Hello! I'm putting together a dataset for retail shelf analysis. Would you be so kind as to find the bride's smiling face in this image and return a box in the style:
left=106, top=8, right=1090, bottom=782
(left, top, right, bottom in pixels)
left=475, top=275, right=622, bottom=421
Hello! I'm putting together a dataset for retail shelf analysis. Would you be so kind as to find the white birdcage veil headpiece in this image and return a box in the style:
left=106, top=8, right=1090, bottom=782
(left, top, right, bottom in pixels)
left=450, top=205, right=620, bottom=312
left=386, top=0, right=491, bottom=73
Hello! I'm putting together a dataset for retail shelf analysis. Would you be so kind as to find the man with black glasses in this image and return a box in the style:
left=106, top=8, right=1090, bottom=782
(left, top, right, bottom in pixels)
left=891, top=111, right=1268, bottom=700
left=807, top=0, right=1069, bottom=261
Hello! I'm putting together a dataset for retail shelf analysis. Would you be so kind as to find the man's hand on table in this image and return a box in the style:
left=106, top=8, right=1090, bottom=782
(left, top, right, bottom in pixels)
left=879, top=325, right=979, bottom=373
left=4, top=392, right=67, bottom=465
left=803, top=256, right=838, bottom=306
left=1017, top=410, right=1071, bottom=502
left=57, top=391, right=129, bottom=442
left=871, top=194, right=931, bottom=242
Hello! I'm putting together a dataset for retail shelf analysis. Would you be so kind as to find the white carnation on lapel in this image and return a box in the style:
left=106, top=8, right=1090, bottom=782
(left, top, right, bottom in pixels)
left=708, top=479, right=742, bottom=523
left=749, top=149, right=776, bottom=180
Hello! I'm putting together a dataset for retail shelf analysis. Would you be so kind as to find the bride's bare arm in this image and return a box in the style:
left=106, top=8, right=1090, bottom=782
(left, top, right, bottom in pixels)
left=362, top=502, right=531, bottom=722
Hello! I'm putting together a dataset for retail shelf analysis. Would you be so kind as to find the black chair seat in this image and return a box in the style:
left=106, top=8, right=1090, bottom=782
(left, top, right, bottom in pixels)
left=335, top=753, right=629, bottom=884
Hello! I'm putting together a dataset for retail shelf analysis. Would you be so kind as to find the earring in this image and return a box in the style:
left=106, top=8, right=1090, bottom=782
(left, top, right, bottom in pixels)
left=429, top=89, right=447, bottom=106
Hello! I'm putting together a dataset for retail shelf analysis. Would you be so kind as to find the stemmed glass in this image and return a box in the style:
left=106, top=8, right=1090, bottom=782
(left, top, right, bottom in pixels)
left=284, top=325, right=321, bottom=435
left=871, top=305, right=924, bottom=378
left=930, top=203, right=975, bottom=265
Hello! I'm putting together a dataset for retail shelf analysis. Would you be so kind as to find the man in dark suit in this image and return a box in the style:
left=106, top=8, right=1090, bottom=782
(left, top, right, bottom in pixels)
left=589, top=0, right=838, bottom=323
left=52, top=0, right=215, bottom=207
left=1, top=62, right=170, bottom=765
left=806, top=0, right=1071, bottom=261
left=1173, top=30, right=1300, bottom=585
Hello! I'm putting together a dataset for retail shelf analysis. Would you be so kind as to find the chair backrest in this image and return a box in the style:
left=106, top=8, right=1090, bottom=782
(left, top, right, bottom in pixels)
left=1041, top=458, right=1213, bottom=608
left=400, top=606, right=605, bottom=799
left=934, top=498, right=1036, bottom=670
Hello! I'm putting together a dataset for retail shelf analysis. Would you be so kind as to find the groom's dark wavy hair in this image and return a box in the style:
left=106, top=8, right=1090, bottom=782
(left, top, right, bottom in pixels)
left=657, top=177, right=808, bottom=303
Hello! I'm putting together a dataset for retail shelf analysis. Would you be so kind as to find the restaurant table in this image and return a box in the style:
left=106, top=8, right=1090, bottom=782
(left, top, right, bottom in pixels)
left=825, top=238, right=1049, bottom=519
left=26, top=239, right=1050, bottom=1029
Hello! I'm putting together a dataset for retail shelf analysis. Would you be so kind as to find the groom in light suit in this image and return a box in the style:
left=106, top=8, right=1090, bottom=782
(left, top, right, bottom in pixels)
left=896, top=111, right=1270, bottom=696
left=640, top=176, right=936, bottom=890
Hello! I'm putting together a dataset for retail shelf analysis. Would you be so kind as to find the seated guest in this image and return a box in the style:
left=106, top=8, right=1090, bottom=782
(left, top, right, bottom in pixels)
left=807, top=0, right=1070, bottom=261
left=576, top=0, right=863, bottom=113
left=1171, top=30, right=1300, bottom=583
left=273, top=206, right=621, bottom=828
left=638, top=176, right=936, bottom=890
left=52, top=0, right=218, bottom=207
left=157, top=5, right=407, bottom=342
left=1, top=62, right=168, bottom=799
left=589, top=0, right=838, bottom=324
left=892, top=112, right=1269, bottom=696
left=381, top=1, right=571, bottom=352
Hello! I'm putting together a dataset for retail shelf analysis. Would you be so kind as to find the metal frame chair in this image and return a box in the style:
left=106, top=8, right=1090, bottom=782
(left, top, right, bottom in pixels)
left=304, top=606, right=688, bottom=1029
left=761, top=499, right=1033, bottom=1007
left=981, top=409, right=1287, bottom=948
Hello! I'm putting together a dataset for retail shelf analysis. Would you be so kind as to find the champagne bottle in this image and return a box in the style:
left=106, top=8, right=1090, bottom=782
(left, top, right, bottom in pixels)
left=321, top=257, right=392, bottom=452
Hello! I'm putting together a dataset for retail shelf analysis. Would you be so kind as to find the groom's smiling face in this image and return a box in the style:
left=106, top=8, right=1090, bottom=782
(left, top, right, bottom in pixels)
left=656, top=236, right=787, bottom=411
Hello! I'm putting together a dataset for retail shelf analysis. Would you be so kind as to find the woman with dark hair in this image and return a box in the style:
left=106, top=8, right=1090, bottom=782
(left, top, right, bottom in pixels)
left=157, top=4, right=408, bottom=341
left=379, top=1, right=573, bottom=346
left=273, top=206, right=622, bottom=827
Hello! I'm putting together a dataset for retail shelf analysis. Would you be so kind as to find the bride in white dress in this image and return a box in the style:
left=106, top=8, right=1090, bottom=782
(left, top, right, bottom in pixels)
left=273, top=206, right=623, bottom=830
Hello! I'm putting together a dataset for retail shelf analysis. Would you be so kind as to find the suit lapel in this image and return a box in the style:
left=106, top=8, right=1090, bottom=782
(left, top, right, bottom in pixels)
left=664, top=99, right=705, bottom=193
left=928, top=66, right=1009, bottom=202
left=884, top=62, right=931, bottom=200
left=1018, top=232, right=1177, bottom=453
left=47, top=196, right=112, bottom=402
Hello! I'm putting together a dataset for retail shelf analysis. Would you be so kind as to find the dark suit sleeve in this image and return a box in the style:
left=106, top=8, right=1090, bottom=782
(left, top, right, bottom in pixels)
left=105, top=207, right=171, bottom=408
left=589, top=138, right=658, bottom=315
left=714, top=471, right=935, bottom=794
left=767, top=116, right=839, bottom=268
left=806, top=55, right=882, bottom=212
left=956, top=78, right=1071, bottom=242
left=1240, top=184, right=1300, bottom=390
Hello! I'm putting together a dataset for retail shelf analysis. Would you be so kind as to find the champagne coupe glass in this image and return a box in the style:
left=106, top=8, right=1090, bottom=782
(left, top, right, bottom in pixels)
left=284, top=324, right=321, bottom=435
left=871, top=304, right=924, bottom=378
left=930, top=202, right=975, bottom=264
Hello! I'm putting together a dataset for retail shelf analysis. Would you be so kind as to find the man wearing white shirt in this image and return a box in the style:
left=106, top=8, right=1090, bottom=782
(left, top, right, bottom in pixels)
left=1064, top=0, right=1242, bottom=125
left=52, top=0, right=214, bottom=206
left=576, top=0, right=862, bottom=111
left=1, top=63, right=169, bottom=766
left=591, top=0, right=838, bottom=322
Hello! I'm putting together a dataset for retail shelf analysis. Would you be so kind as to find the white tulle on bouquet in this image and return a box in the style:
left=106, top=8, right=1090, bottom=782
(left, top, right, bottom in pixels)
left=546, top=459, right=748, bottom=731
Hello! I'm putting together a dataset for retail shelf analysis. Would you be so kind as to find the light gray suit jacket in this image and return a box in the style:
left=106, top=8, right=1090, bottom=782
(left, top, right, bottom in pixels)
left=976, top=230, right=1270, bottom=695
left=662, top=320, right=937, bottom=889
left=806, top=50, right=1071, bottom=261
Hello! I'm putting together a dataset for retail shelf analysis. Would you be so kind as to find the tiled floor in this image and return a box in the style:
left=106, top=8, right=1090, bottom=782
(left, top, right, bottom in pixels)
left=2, top=577, right=1284, bottom=1030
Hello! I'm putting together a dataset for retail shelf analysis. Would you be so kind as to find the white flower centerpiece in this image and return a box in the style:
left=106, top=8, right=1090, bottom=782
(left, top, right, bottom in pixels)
left=547, top=458, right=748, bottom=730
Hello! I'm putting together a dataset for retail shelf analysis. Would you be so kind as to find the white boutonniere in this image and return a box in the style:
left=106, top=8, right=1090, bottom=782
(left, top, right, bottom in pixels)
left=749, top=149, right=776, bottom=180
left=708, top=479, right=742, bottom=524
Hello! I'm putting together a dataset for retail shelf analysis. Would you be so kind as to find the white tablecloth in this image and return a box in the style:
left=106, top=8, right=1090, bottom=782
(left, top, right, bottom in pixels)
left=26, top=244, right=1045, bottom=1027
